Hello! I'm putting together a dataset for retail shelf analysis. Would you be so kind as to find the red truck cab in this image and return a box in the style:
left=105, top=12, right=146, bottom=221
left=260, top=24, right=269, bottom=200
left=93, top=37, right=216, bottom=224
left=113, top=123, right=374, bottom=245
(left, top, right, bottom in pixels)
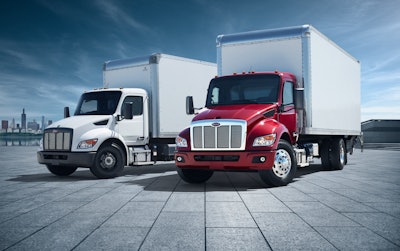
left=175, top=71, right=300, bottom=186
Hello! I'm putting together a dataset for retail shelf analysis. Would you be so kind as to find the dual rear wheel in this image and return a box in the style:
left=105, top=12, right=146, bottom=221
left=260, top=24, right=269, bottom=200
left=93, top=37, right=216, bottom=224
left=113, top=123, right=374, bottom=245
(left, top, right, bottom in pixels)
left=320, top=138, right=347, bottom=170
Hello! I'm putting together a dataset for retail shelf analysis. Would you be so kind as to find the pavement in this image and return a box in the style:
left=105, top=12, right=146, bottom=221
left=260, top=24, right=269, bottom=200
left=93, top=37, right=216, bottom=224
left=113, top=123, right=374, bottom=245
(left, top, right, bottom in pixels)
left=0, top=146, right=399, bottom=251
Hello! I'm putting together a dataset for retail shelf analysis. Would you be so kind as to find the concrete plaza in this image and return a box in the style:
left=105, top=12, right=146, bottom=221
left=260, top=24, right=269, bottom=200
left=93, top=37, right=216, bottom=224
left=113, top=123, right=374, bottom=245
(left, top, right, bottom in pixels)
left=0, top=146, right=399, bottom=250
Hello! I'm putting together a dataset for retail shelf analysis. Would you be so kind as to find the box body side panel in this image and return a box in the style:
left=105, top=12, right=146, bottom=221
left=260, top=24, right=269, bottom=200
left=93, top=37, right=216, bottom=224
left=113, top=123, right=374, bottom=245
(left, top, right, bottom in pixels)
left=307, top=31, right=361, bottom=134
left=157, top=56, right=217, bottom=137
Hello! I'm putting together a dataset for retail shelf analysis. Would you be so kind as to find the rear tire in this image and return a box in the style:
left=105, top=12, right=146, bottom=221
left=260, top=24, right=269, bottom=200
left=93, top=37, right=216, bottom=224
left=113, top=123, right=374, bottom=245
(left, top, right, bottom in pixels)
left=46, top=165, right=77, bottom=176
left=329, top=138, right=346, bottom=170
left=320, top=140, right=331, bottom=169
left=259, top=140, right=297, bottom=187
left=90, top=144, right=125, bottom=179
left=177, top=168, right=214, bottom=183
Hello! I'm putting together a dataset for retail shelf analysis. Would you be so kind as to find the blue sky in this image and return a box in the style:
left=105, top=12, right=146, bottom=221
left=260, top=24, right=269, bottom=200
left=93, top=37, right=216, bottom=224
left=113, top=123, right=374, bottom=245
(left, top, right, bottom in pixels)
left=1, top=0, right=399, bottom=126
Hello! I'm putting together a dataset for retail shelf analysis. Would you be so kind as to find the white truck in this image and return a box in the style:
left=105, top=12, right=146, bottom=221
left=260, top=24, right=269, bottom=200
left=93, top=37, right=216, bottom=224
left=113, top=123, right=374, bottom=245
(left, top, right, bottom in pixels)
left=38, top=53, right=216, bottom=178
left=175, top=25, right=361, bottom=186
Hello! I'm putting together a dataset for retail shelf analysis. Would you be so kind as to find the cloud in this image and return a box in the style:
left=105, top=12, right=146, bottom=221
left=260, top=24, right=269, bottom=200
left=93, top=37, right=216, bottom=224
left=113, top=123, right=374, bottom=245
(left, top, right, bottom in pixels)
left=361, top=85, right=400, bottom=121
left=0, top=40, right=47, bottom=72
left=93, top=1, right=151, bottom=33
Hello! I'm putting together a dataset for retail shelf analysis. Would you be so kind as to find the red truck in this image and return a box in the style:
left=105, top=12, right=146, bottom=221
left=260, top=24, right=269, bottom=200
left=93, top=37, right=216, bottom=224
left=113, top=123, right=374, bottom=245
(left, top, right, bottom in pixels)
left=175, top=25, right=361, bottom=186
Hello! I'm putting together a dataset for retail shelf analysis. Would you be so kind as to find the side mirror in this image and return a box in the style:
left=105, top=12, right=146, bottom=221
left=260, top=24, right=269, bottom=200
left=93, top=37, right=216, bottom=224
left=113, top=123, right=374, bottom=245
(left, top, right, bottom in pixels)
left=64, top=107, right=70, bottom=118
left=122, top=102, right=133, bottom=120
left=186, top=96, right=195, bottom=115
left=295, top=88, right=304, bottom=110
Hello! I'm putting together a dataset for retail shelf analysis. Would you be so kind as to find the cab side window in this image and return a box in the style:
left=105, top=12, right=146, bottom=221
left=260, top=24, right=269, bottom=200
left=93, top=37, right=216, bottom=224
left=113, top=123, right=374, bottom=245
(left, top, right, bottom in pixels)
left=283, top=82, right=294, bottom=105
left=122, top=96, right=143, bottom=117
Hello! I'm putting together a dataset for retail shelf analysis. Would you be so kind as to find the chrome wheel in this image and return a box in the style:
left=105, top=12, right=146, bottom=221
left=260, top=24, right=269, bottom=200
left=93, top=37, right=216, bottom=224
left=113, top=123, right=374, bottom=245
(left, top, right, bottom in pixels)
left=273, top=149, right=291, bottom=178
left=339, top=143, right=345, bottom=166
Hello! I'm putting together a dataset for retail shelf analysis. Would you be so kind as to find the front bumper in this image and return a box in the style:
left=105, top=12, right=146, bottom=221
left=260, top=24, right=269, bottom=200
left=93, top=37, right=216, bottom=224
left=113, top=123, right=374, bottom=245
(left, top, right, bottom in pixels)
left=175, top=150, right=276, bottom=170
left=37, top=151, right=96, bottom=168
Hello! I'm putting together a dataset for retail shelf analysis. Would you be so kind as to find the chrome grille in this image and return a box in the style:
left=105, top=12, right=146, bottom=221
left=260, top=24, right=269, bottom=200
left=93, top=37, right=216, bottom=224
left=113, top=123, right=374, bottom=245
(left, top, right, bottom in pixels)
left=190, top=120, right=246, bottom=151
left=43, top=128, right=72, bottom=151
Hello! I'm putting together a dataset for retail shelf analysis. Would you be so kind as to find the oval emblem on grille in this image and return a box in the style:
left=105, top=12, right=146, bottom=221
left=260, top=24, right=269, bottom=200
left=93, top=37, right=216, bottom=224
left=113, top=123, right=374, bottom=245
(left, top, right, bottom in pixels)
left=211, top=122, right=220, bottom=127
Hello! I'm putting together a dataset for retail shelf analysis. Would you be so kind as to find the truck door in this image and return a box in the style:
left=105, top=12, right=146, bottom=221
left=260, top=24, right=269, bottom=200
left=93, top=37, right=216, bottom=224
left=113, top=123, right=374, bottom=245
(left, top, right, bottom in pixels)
left=117, top=96, right=145, bottom=146
left=279, top=81, right=297, bottom=141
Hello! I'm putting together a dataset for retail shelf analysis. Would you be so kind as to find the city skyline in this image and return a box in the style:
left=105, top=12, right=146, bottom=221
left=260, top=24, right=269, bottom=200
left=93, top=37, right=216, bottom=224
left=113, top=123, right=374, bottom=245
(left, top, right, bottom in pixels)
left=1, top=107, right=51, bottom=132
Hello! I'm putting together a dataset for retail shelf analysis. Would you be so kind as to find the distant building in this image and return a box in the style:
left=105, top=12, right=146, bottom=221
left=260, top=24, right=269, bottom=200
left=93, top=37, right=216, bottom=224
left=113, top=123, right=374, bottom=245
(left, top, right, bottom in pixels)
left=41, top=116, right=45, bottom=131
left=21, top=108, right=26, bottom=130
left=362, top=120, right=400, bottom=143
left=48, top=120, right=53, bottom=126
left=11, top=118, right=15, bottom=129
left=1, top=120, right=8, bottom=130
left=27, top=120, right=39, bottom=131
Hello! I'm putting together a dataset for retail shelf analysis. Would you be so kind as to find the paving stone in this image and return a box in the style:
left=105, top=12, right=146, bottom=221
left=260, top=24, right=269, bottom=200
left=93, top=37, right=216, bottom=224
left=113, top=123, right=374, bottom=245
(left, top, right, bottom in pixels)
left=6, top=212, right=110, bottom=251
left=153, top=211, right=204, bottom=228
left=206, top=201, right=257, bottom=228
left=0, top=226, right=41, bottom=250
left=344, top=212, right=400, bottom=246
left=308, top=191, right=378, bottom=213
left=268, top=186, right=317, bottom=202
left=206, top=227, right=271, bottom=251
left=74, top=227, right=149, bottom=251
left=285, top=201, right=360, bottom=227
left=315, top=226, right=399, bottom=250
left=103, top=201, right=164, bottom=227
left=163, top=192, right=204, bottom=212
left=140, top=227, right=204, bottom=251
left=239, top=193, right=291, bottom=212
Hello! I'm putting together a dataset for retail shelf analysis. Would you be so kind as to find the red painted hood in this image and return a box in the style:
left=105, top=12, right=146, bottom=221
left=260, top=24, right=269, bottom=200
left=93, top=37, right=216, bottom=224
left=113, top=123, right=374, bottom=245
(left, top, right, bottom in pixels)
left=193, top=104, right=277, bottom=124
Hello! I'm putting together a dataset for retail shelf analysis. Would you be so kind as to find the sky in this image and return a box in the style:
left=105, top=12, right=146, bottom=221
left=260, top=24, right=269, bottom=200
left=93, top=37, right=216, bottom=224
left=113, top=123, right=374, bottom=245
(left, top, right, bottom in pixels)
left=1, top=0, right=399, bottom=126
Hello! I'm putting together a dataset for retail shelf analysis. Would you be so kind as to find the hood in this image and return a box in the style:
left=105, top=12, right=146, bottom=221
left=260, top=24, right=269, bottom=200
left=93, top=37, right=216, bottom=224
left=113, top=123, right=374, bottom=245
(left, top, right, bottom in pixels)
left=47, top=115, right=112, bottom=129
left=193, top=104, right=277, bottom=124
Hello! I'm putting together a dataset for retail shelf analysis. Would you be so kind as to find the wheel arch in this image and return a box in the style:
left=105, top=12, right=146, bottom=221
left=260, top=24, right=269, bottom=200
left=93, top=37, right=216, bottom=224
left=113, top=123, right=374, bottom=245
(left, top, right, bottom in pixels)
left=98, top=138, right=128, bottom=165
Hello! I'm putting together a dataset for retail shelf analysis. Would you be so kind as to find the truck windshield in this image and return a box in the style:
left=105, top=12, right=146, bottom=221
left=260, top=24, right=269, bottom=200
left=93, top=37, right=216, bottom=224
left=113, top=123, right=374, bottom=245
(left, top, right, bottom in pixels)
left=206, top=74, right=280, bottom=107
left=74, top=91, right=122, bottom=115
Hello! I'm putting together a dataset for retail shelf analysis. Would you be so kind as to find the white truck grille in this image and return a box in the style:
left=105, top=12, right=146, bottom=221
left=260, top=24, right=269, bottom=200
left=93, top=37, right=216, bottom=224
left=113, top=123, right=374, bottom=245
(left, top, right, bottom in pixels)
left=190, top=120, right=246, bottom=151
left=43, top=128, right=72, bottom=151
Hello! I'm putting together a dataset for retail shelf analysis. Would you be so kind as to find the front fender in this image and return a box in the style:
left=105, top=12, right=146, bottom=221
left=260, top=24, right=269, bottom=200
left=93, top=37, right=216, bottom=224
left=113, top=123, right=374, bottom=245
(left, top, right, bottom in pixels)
left=247, top=119, right=289, bottom=150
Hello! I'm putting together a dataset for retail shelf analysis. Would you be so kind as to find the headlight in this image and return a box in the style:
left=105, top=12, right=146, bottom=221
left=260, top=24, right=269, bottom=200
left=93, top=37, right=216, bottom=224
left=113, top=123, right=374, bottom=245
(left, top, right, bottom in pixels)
left=253, top=133, right=276, bottom=146
left=175, top=136, right=188, bottom=147
left=77, top=139, right=98, bottom=149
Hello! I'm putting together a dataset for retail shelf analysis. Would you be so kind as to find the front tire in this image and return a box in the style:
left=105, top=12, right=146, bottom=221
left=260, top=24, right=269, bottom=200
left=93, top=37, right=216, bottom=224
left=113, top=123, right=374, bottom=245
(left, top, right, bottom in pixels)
left=177, top=168, right=214, bottom=183
left=90, top=144, right=125, bottom=179
left=46, top=165, right=77, bottom=176
left=259, top=140, right=297, bottom=187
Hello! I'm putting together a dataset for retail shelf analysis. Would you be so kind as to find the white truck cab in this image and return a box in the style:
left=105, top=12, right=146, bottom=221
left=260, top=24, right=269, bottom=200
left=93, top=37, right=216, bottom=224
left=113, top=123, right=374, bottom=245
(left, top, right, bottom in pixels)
left=37, top=53, right=216, bottom=178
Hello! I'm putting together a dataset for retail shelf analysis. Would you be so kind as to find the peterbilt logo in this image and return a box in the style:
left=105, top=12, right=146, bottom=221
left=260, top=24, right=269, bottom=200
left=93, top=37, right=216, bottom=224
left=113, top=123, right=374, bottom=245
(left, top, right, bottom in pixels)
left=211, top=122, right=221, bottom=127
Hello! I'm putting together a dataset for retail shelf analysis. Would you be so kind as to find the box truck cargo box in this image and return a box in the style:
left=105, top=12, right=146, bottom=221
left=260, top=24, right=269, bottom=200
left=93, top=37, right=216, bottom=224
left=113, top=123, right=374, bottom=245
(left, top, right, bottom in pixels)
left=217, top=25, right=361, bottom=135
left=103, top=53, right=217, bottom=138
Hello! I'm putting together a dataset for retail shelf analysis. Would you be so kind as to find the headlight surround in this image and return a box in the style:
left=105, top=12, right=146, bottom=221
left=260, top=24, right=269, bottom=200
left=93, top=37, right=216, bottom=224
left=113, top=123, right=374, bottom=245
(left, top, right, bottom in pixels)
left=175, top=136, right=188, bottom=148
left=253, top=133, right=276, bottom=147
left=77, top=138, right=98, bottom=149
